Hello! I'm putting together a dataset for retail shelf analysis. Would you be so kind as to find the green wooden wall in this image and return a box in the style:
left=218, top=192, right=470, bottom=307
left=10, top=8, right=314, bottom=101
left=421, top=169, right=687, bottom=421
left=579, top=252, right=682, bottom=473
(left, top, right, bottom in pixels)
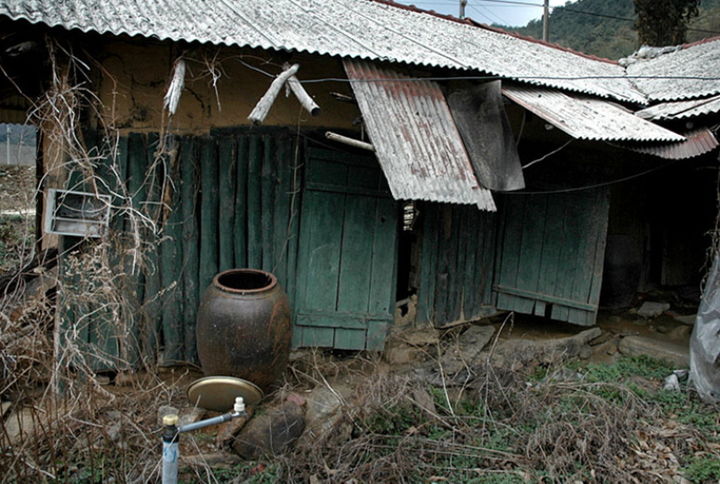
left=494, top=189, right=610, bottom=326
left=59, top=130, right=298, bottom=369
left=293, top=149, right=398, bottom=350
left=415, top=203, right=498, bottom=327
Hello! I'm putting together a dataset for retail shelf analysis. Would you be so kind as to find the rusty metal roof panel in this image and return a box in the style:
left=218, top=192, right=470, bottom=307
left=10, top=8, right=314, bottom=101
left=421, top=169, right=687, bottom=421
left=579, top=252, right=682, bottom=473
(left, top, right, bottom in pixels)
left=636, top=95, right=720, bottom=121
left=344, top=60, right=495, bottom=210
left=624, top=128, right=718, bottom=160
left=627, top=39, right=720, bottom=102
left=0, top=0, right=645, bottom=103
left=503, top=85, right=685, bottom=142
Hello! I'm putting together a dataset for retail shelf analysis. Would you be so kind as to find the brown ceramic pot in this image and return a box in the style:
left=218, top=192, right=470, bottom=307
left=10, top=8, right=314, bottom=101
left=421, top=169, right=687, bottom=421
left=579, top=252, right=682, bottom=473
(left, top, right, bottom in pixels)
left=196, top=269, right=291, bottom=391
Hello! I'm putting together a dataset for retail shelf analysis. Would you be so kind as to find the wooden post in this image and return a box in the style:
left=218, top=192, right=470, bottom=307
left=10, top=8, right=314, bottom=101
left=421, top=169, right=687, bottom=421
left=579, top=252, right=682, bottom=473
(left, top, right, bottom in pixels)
left=248, top=64, right=300, bottom=125
left=287, top=75, right=320, bottom=116
left=325, top=131, right=375, bottom=151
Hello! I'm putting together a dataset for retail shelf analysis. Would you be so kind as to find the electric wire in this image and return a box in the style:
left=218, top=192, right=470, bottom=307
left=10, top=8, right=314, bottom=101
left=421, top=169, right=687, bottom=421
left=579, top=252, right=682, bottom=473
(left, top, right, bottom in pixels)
left=470, top=0, right=720, bottom=35
left=499, top=158, right=681, bottom=194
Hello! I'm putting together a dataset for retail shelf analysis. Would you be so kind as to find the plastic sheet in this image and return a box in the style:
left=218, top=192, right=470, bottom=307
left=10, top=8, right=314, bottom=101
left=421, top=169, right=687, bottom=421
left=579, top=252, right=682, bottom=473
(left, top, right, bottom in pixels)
left=690, top=253, right=720, bottom=403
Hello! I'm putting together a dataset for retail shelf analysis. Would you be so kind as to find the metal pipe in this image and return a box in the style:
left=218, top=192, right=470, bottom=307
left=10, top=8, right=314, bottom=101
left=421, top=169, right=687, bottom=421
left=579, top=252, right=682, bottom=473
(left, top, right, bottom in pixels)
left=178, top=411, right=244, bottom=433
left=160, top=397, right=247, bottom=484
left=161, top=414, right=179, bottom=484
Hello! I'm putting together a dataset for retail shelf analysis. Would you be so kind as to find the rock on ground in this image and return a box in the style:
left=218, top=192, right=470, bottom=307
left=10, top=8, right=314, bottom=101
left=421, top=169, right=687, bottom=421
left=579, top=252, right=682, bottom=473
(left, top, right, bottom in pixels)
left=302, top=384, right=353, bottom=446
left=637, top=301, right=671, bottom=319
left=232, top=400, right=305, bottom=459
left=618, top=335, right=689, bottom=368
left=486, top=327, right=602, bottom=371
left=2, top=407, right=36, bottom=445
left=439, top=324, right=495, bottom=374
left=216, top=408, right=254, bottom=450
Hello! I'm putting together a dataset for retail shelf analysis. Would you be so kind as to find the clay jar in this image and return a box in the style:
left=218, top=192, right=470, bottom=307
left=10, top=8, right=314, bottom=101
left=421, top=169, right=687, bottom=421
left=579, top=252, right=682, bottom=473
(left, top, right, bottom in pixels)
left=196, top=269, right=291, bottom=391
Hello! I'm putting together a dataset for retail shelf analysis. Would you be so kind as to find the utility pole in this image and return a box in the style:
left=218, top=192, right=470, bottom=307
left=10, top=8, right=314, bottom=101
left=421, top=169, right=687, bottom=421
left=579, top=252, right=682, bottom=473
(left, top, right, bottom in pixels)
left=542, top=0, right=550, bottom=41
left=459, top=0, right=467, bottom=19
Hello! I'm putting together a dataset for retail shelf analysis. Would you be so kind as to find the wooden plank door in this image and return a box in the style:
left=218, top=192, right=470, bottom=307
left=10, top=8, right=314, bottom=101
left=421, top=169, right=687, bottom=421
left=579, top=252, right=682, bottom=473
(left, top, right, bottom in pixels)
left=493, top=188, right=609, bottom=326
left=293, top=149, right=398, bottom=350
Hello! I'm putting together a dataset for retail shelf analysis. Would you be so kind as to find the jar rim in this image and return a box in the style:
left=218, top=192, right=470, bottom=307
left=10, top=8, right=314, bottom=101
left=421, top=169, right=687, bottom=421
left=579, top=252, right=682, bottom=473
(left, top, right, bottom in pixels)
left=212, top=269, right=278, bottom=295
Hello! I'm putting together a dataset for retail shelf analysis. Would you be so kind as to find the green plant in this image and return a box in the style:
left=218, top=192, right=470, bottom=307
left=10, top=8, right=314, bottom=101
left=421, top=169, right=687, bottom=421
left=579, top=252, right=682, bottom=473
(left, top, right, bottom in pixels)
left=683, top=456, right=720, bottom=482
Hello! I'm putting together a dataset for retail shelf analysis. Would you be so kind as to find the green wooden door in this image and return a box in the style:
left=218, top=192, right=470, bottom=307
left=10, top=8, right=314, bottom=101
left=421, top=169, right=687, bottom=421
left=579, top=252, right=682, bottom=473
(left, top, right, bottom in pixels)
left=494, top=188, right=609, bottom=326
left=293, top=149, right=398, bottom=350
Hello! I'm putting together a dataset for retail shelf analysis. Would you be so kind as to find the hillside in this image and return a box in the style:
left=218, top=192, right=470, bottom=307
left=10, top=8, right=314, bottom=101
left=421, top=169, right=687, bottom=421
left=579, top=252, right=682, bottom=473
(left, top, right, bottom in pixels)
left=505, top=0, right=720, bottom=60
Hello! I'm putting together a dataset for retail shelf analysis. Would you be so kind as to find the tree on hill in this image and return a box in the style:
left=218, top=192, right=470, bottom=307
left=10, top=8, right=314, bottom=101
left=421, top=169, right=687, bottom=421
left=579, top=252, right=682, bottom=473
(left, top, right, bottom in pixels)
left=503, top=0, right=720, bottom=59
left=634, top=0, right=701, bottom=46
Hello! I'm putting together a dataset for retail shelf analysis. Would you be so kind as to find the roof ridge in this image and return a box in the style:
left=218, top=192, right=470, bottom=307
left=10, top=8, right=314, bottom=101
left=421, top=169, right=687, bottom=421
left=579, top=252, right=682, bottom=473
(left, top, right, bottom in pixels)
left=681, top=34, right=720, bottom=50
left=365, top=0, right=618, bottom=65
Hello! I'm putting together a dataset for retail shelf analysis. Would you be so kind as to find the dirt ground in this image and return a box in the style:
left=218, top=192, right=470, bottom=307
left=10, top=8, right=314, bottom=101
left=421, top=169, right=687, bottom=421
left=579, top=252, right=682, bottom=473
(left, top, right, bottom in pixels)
left=1, top=304, right=718, bottom=483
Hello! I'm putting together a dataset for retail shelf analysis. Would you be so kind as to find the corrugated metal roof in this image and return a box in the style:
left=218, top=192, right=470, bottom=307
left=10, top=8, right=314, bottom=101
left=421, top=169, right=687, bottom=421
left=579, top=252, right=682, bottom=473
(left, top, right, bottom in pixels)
left=502, top=85, right=685, bottom=142
left=0, top=0, right=645, bottom=103
left=623, top=128, right=718, bottom=160
left=627, top=38, right=720, bottom=102
left=344, top=60, right=495, bottom=210
left=636, top=94, right=720, bottom=121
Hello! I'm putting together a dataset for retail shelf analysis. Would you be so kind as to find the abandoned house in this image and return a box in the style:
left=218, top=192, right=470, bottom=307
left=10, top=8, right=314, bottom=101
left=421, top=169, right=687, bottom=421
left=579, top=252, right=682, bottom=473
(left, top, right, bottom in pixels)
left=0, top=0, right=718, bottom=370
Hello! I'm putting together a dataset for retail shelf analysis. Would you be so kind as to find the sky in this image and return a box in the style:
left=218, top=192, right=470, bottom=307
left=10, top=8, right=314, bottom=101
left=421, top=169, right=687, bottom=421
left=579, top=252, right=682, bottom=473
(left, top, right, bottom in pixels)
left=394, top=0, right=575, bottom=27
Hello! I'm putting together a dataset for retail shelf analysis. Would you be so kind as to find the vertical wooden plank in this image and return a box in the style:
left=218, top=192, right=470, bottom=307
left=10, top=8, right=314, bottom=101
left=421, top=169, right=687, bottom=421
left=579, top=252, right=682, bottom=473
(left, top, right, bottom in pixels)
left=218, top=136, right=236, bottom=272
left=537, top=193, right=566, bottom=318
left=247, top=136, right=262, bottom=268
left=160, top=137, right=184, bottom=363
left=334, top=328, right=368, bottom=350
left=368, top=197, right=398, bottom=317
left=551, top=193, right=582, bottom=322
left=261, top=136, right=275, bottom=272
left=434, top=205, right=456, bottom=325
left=416, top=203, right=439, bottom=324
left=199, top=137, right=218, bottom=293
left=448, top=206, right=466, bottom=322
left=180, top=137, right=199, bottom=364
left=568, top=188, right=609, bottom=325
left=514, top=194, right=548, bottom=314
left=234, top=135, right=248, bottom=268
left=300, top=191, right=345, bottom=312
left=285, top=137, right=301, bottom=306
left=495, top=195, right=526, bottom=312
left=301, top=327, right=335, bottom=347
left=273, top=137, right=291, bottom=287
left=585, top=188, right=610, bottom=325
left=482, top=211, right=499, bottom=306
left=337, top=195, right=375, bottom=314
left=463, top=207, right=480, bottom=318
left=124, top=133, right=148, bottom=366
left=142, top=133, right=162, bottom=363
left=366, top=321, right=390, bottom=350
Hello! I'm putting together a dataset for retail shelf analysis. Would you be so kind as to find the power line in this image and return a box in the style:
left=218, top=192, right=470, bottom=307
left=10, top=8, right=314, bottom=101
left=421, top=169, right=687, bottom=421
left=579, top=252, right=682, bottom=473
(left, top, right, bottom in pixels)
left=469, top=3, right=512, bottom=26
left=461, top=0, right=720, bottom=35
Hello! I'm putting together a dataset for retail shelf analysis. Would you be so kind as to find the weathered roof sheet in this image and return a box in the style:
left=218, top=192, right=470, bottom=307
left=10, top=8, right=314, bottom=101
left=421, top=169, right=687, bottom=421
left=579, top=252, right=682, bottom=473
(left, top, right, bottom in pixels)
left=623, top=128, right=719, bottom=160
left=344, top=60, right=495, bottom=210
left=503, top=85, right=685, bottom=142
left=627, top=38, right=720, bottom=102
left=636, top=94, right=720, bottom=121
left=0, top=0, right=645, bottom=103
